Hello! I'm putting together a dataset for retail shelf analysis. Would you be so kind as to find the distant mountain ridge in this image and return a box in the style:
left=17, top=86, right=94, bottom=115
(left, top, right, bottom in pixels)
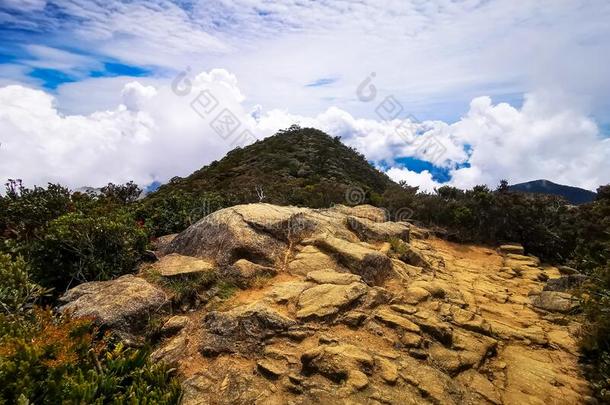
left=509, top=179, right=597, bottom=205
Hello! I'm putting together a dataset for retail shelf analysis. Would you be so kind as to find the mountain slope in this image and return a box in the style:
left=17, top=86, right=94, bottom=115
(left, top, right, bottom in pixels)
left=151, top=126, right=397, bottom=207
left=509, top=179, right=596, bottom=205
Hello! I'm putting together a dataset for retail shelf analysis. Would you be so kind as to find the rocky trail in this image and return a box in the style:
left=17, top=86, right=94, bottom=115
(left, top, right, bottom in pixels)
left=58, top=203, right=592, bottom=404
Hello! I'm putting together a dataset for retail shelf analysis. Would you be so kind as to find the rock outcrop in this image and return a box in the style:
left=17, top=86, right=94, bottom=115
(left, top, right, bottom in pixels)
left=60, top=204, right=591, bottom=404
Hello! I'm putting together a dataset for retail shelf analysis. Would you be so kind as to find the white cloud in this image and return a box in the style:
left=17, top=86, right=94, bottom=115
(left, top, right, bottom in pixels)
left=0, top=69, right=609, bottom=194
left=385, top=168, right=442, bottom=193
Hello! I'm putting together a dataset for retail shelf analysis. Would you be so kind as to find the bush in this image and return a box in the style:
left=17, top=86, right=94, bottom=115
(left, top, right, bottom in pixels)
left=580, top=262, right=610, bottom=401
left=0, top=309, right=181, bottom=404
left=134, top=190, right=224, bottom=237
left=0, top=254, right=48, bottom=315
left=0, top=180, right=72, bottom=243
left=27, top=211, right=148, bottom=292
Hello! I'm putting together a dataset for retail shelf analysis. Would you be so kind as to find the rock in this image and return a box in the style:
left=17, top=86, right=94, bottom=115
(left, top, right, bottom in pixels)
left=306, top=269, right=362, bottom=285
left=331, top=204, right=388, bottom=222
left=288, top=245, right=343, bottom=276
left=361, top=286, right=393, bottom=308
left=498, top=244, right=525, bottom=255
left=410, top=280, right=447, bottom=298
left=504, top=253, right=541, bottom=269
left=301, top=343, right=374, bottom=384
left=153, top=253, right=215, bottom=277
left=160, top=315, right=190, bottom=336
left=59, top=275, right=168, bottom=337
left=376, top=356, right=399, bottom=385
left=409, top=310, right=453, bottom=345
left=265, top=281, right=314, bottom=304
left=200, top=302, right=296, bottom=356
left=543, top=274, right=588, bottom=292
left=151, top=333, right=188, bottom=365
left=224, top=259, right=277, bottom=288
left=531, top=291, right=580, bottom=313
left=347, top=216, right=410, bottom=242
left=257, top=359, right=287, bottom=379
left=558, top=265, right=580, bottom=275
left=166, top=204, right=298, bottom=265
left=399, top=356, right=461, bottom=405
left=456, top=370, right=502, bottom=405
left=152, top=233, right=178, bottom=254
left=296, top=282, right=368, bottom=319
left=308, top=235, right=393, bottom=285
left=340, top=311, right=368, bottom=327
left=403, top=286, right=431, bottom=305
left=400, top=332, right=423, bottom=348
left=389, top=304, right=417, bottom=315
left=374, top=308, right=421, bottom=333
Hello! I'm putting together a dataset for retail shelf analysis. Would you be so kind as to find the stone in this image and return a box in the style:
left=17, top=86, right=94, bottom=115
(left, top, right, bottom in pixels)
left=347, top=215, right=410, bottom=242
left=558, top=265, right=580, bottom=275
left=410, top=280, right=447, bottom=298
left=306, top=269, right=362, bottom=285
left=498, top=244, right=525, bottom=255
left=151, top=333, right=188, bottom=365
left=456, top=370, right=502, bottom=405
left=308, top=235, right=393, bottom=285
left=296, top=282, right=368, bottom=319
left=376, top=356, right=399, bottom=385
left=152, top=233, right=178, bottom=254
left=301, top=343, right=374, bottom=385
left=531, top=291, right=580, bottom=313
left=160, top=315, right=190, bottom=336
left=543, top=274, right=588, bottom=292
left=288, top=245, right=342, bottom=276
left=409, top=310, right=453, bottom=345
left=257, top=359, right=287, bottom=379
left=389, top=304, right=417, bottom=315
left=403, top=286, right=431, bottom=305
left=341, top=311, right=368, bottom=327
left=59, top=275, right=168, bottom=337
left=400, top=332, right=423, bottom=348
left=153, top=253, right=215, bottom=277
left=224, top=259, right=277, bottom=288
left=200, top=302, right=296, bottom=356
left=265, top=281, right=313, bottom=304
left=374, top=308, right=421, bottom=333
left=331, top=204, right=388, bottom=222
left=361, top=286, right=393, bottom=308
left=166, top=204, right=299, bottom=265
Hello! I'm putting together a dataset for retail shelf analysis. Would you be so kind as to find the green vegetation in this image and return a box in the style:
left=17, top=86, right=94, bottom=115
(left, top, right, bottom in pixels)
left=151, top=125, right=395, bottom=208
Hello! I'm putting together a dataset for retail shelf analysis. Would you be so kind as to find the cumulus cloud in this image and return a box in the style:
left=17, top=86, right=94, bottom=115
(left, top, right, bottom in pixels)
left=0, top=69, right=608, bottom=193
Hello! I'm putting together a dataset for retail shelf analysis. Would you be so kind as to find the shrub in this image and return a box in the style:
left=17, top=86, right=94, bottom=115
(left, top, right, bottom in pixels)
left=580, top=262, right=610, bottom=402
left=135, top=190, right=224, bottom=237
left=0, top=254, right=48, bottom=315
left=0, top=180, right=72, bottom=243
left=0, top=309, right=181, bottom=404
left=27, top=211, right=148, bottom=292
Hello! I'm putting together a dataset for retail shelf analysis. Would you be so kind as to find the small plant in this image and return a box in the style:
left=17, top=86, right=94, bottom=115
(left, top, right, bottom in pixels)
left=216, top=281, right=238, bottom=300
left=0, top=254, right=49, bottom=315
left=0, top=309, right=182, bottom=404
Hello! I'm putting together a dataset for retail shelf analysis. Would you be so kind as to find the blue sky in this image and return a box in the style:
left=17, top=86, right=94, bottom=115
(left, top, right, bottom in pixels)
left=0, top=0, right=609, bottom=191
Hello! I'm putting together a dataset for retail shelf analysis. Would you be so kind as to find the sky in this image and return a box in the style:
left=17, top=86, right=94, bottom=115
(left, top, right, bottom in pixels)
left=0, top=0, right=609, bottom=192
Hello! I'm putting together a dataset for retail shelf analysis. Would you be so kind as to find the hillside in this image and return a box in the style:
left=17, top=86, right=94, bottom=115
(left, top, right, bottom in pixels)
left=509, top=179, right=597, bottom=205
left=150, top=126, right=397, bottom=207
left=58, top=203, right=591, bottom=404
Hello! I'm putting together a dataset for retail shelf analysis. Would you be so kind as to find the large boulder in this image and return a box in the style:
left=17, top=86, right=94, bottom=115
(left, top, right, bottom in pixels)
left=165, top=204, right=294, bottom=266
left=59, top=275, right=168, bottom=337
left=543, top=274, right=588, bottom=292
